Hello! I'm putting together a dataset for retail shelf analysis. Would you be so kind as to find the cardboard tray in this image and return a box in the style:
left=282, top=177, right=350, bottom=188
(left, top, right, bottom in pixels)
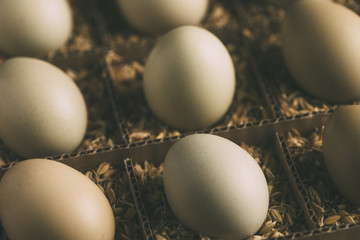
left=1, top=0, right=360, bottom=239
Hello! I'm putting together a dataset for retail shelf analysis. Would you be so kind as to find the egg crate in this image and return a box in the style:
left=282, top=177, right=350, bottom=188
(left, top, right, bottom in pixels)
left=0, top=0, right=360, bottom=240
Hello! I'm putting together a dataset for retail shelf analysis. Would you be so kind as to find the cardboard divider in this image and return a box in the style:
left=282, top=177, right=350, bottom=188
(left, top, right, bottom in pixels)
left=118, top=115, right=321, bottom=239
left=1, top=111, right=359, bottom=239
left=124, top=158, right=155, bottom=240
left=101, top=59, right=131, bottom=144
left=274, top=112, right=360, bottom=240
left=276, top=132, right=317, bottom=230
left=247, top=41, right=284, bottom=119
left=42, top=112, right=330, bottom=239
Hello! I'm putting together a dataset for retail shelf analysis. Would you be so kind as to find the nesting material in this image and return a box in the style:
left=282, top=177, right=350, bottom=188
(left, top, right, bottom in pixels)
left=85, top=162, right=142, bottom=240
left=286, top=127, right=360, bottom=227
left=65, top=66, right=120, bottom=151
left=132, top=143, right=305, bottom=239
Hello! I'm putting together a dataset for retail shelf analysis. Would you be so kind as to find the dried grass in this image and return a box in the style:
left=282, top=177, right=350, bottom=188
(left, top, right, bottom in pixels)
left=85, top=162, right=143, bottom=240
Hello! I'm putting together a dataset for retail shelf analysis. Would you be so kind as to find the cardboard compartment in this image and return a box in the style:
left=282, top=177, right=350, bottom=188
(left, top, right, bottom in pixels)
left=0, top=57, right=122, bottom=166
left=0, top=157, right=144, bottom=240
left=276, top=111, right=360, bottom=240
left=246, top=0, right=360, bottom=118
left=104, top=29, right=275, bottom=144
left=130, top=135, right=307, bottom=239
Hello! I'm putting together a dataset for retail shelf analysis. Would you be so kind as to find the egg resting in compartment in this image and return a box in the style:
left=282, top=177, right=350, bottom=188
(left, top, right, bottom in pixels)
left=0, top=57, right=87, bottom=158
left=143, top=26, right=236, bottom=130
left=116, top=0, right=209, bottom=34
left=323, top=105, right=360, bottom=204
left=281, top=0, right=360, bottom=103
left=163, top=134, right=269, bottom=239
left=0, top=0, right=72, bottom=56
left=0, top=159, right=115, bottom=240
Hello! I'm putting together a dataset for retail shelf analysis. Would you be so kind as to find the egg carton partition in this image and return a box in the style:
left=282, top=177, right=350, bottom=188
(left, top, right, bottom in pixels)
left=42, top=113, right=360, bottom=239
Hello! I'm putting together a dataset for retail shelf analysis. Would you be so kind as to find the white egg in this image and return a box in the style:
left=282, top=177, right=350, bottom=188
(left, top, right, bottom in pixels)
left=144, top=26, right=236, bottom=130
left=0, top=57, right=87, bottom=158
left=117, top=0, right=209, bottom=34
left=0, top=159, right=115, bottom=240
left=323, top=105, right=360, bottom=204
left=0, top=0, right=73, bottom=56
left=281, top=0, right=360, bottom=102
left=163, top=134, right=269, bottom=239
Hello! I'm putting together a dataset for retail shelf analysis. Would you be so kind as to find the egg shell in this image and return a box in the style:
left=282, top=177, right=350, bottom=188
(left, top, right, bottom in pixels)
left=281, top=0, right=360, bottom=103
left=117, top=0, right=208, bottom=34
left=0, top=57, right=87, bottom=158
left=323, top=105, right=360, bottom=204
left=0, top=159, right=115, bottom=240
left=163, top=134, right=269, bottom=239
left=144, top=26, right=236, bottom=130
left=0, top=0, right=72, bottom=56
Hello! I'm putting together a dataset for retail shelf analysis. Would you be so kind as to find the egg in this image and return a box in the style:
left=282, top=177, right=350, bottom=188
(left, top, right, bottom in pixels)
left=117, top=0, right=208, bottom=34
left=163, top=134, right=269, bottom=239
left=0, top=57, right=87, bottom=158
left=323, top=105, right=360, bottom=204
left=281, top=0, right=360, bottom=103
left=0, top=0, right=72, bottom=56
left=144, top=26, right=236, bottom=130
left=0, top=159, right=115, bottom=240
